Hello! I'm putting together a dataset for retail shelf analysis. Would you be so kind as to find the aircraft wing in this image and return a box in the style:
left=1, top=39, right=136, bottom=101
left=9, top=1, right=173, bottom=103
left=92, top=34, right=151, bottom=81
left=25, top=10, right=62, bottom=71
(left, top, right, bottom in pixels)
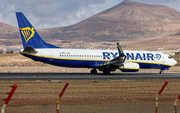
left=99, top=43, right=126, bottom=66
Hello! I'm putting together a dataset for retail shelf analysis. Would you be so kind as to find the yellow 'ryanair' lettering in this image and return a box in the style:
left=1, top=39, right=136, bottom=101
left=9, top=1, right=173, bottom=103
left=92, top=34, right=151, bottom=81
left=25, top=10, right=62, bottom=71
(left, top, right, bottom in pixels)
left=20, top=27, right=35, bottom=43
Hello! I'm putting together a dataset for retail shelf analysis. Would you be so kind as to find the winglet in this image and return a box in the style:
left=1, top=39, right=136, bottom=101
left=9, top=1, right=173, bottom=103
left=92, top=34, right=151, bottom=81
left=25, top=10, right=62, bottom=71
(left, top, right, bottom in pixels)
left=117, top=43, right=125, bottom=56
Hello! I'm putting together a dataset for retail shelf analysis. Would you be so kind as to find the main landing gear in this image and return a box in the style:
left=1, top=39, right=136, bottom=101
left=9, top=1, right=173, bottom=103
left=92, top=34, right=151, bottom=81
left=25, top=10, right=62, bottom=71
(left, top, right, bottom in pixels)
left=91, top=69, right=97, bottom=74
left=103, top=70, right=110, bottom=75
left=90, top=68, right=111, bottom=75
left=91, top=69, right=110, bottom=75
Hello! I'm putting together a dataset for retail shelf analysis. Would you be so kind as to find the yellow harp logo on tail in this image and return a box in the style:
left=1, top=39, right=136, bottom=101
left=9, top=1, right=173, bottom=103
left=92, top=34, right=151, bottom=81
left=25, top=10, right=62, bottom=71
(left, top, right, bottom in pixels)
left=20, top=27, right=35, bottom=43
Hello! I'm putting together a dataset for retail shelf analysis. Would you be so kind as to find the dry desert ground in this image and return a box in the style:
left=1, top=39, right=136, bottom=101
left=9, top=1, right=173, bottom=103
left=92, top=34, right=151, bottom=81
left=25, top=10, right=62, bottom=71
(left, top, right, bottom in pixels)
left=0, top=79, right=180, bottom=113
left=0, top=54, right=180, bottom=113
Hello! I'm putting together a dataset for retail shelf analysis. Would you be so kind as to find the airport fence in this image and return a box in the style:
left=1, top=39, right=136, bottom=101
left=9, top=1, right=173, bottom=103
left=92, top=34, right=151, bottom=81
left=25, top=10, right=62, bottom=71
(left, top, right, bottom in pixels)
left=2, top=100, right=177, bottom=113
left=1, top=79, right=180, bottom=113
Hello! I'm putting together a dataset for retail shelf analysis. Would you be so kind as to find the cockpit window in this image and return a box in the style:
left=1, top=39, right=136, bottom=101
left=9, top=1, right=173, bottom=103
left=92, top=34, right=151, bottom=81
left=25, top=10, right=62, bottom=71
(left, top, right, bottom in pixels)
left=168, top=56, right=172, bottom=59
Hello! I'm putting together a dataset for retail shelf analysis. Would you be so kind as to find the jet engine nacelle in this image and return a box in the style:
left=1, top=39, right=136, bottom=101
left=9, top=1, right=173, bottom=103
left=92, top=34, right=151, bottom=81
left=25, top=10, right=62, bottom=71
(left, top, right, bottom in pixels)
left=120, top=62, right=140, bottom=72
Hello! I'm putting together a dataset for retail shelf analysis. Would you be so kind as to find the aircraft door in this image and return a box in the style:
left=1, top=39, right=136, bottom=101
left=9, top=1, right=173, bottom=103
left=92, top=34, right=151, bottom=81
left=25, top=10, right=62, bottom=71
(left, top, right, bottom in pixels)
left=162, top=56, right=165, bottom=63
left=49, top=51, right=53, bottom=61
left=154, top=56, right=158, bottom=62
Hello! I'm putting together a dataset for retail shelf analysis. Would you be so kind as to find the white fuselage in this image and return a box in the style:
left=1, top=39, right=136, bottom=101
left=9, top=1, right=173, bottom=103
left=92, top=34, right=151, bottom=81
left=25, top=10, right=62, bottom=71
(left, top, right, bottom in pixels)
left=21, top=48, right=177, bottom=69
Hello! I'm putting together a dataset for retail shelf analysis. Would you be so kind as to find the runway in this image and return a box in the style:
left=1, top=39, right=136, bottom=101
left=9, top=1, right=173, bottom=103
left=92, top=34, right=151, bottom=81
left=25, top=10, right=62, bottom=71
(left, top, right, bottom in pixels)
left=0, top=73, right=180, bottom=80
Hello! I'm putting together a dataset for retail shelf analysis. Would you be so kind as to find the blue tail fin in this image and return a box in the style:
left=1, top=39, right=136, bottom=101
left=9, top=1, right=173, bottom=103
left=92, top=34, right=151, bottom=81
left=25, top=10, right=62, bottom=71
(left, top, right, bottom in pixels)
left=16, top=12, right=59, bottom=49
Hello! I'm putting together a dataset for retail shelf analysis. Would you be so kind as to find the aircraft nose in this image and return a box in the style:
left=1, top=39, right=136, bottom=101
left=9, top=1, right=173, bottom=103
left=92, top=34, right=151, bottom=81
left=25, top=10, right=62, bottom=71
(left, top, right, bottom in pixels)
left=173, top=59, right=177, bottom=66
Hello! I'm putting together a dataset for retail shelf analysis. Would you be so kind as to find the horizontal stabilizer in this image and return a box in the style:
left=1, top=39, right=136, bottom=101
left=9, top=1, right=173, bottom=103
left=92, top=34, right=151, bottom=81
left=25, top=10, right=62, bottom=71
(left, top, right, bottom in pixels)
left=22, top=46, right=37, bottom=53
left=4, top=47, right=20, bottom=52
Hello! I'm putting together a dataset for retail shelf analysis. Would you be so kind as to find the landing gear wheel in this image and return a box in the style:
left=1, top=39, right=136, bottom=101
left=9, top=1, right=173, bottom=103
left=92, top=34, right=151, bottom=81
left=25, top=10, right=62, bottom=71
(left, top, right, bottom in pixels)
left=103, top=70, right=110, bottom=75
left=91, top=69, right=97, bottom=74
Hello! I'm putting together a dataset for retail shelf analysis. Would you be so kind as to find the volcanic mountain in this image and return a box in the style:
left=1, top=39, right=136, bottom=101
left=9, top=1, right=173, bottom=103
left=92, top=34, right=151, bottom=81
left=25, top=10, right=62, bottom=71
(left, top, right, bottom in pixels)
left=0, top=22, right=18, bottom=34
left=2, top=0, right=180, bottom=49
left=39, top=0, right=180, bottom=41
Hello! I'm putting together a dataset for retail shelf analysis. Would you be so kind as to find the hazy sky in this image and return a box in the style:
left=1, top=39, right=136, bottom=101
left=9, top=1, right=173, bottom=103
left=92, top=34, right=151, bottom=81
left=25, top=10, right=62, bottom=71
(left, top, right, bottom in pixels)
left=1, top=0, right=180, bottom=29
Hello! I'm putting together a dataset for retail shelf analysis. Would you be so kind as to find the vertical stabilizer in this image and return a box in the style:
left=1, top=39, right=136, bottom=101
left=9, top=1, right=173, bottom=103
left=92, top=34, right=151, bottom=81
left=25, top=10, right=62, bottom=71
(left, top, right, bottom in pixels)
left=16, top=12, right=59, bottom=49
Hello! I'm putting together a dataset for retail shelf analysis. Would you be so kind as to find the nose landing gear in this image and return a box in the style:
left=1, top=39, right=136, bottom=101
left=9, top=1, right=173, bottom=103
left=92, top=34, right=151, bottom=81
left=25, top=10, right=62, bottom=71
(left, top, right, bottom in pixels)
left=159, top=69, right=164, bottom=74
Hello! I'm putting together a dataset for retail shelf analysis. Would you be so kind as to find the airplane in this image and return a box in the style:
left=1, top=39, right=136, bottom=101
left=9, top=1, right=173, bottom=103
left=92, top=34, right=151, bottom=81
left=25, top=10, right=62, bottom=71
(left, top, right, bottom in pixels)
left=14, top=12, right=177, bottom=74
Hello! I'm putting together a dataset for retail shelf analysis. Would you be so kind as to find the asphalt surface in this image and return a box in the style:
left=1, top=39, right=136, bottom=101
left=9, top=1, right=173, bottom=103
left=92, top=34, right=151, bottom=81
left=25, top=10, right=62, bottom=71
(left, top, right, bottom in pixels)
left=0, top=73, right=180, bottom=80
